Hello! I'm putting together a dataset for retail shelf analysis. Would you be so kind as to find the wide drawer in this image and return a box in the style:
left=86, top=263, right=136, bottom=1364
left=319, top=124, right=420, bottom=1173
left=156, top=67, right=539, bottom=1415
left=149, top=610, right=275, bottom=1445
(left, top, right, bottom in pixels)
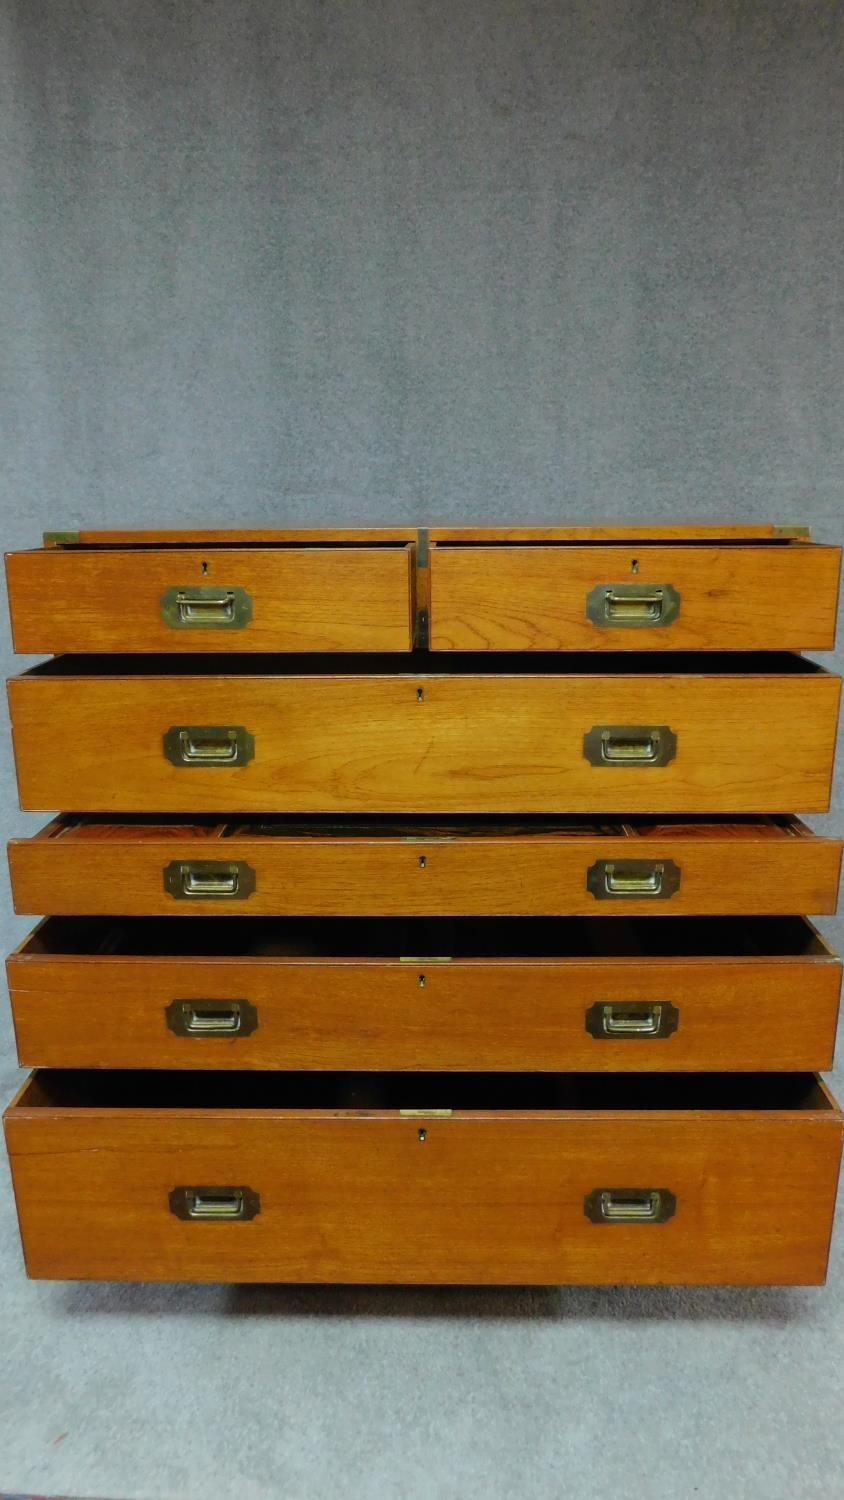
left=5, top=1070, right=841, bottom=1284
left=7, top=653, right=840, bottom=814
left=9, top=814, right=842, bottom=918
left=428, top=541, right=842, bottom=652
left=5, top=543, right=414, bottom=653
left=8, top=916, right=840, bottom=1072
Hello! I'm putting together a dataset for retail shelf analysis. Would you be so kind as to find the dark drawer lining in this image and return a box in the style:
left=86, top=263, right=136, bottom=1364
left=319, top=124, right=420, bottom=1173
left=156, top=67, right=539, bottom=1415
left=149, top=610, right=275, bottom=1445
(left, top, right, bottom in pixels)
left=22, top=650, right=827, bottom=678
left=17, top=1069, right=832, bottom=1113
left=20, top=915, right=831, bottom=960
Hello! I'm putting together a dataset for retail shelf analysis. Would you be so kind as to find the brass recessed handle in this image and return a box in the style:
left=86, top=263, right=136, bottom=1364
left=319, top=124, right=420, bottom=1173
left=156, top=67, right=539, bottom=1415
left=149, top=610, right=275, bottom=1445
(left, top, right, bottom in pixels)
left=163, top=725, right=255, bottom=767
left=160, top=585, right=252, bottom=629
left=169, top=1186, right=260, bottom=1221
left=165, top=999, right=258, bottom=1037
left=586, top=582, right=681, bottom=628
left=584, top=1188, right=676, bottom=1223
left=585, top=1001, right=679, bottom=1039
left=583, top=725, right=677, bottom=767
left=163, top=859, right=256, bottom=900
left=586, top=859, right=681, bottom=900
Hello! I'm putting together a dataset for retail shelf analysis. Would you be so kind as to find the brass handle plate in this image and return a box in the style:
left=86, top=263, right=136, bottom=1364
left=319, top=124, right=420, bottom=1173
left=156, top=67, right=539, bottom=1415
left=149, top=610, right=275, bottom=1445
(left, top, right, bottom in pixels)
left=586, top=582, right=681, bottom=628
left=583, top=725, right=677, bottom=767
left=586, top=859, right=681, bottom=900
left=585, top=1001, right=679, bottom=1039
left=160, top=585, right=253, bottom=630
left=163, top=859, right=256, bottom=901
left=163, top=725, right=255, bottom=767
left=584, top=1188, right=676, bottom=1224
left=169, top=1186, right=261, bottom=1221
left=165, top=999, right=258, bottom=1037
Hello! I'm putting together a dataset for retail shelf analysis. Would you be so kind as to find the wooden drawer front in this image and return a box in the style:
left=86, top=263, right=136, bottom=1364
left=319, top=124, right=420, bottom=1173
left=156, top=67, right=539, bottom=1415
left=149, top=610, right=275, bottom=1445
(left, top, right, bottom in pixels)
left=429, top=544, right=842, bottom=651
left=9, top=816, right=842, bottom=918
left=8, top=917, right=840, bottom=1072
left=5, top=547, right=413, bottom=653
left=8, top=661, right=839, bottom=814
left=5, top=1073, right=841, bottom=1284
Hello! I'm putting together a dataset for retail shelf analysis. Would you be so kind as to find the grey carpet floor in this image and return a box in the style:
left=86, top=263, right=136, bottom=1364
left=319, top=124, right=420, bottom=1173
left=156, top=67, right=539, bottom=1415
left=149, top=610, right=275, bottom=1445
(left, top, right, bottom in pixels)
left=1, top=1009, right=843, bottom=1500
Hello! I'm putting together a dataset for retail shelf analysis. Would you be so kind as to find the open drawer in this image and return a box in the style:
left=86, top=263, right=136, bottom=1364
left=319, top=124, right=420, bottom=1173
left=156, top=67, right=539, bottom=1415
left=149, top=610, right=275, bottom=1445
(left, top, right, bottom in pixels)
left=7, top=915, right=841, bottom=1072
left=9, top=814, right=842, bottom=918
left=427, top=530, right=842, bottom=652
left=5, top=1070, right=842, bottom=1284
left=7, top=653, right=841, bottom=814
left=5, top=531, right=415, bottom=653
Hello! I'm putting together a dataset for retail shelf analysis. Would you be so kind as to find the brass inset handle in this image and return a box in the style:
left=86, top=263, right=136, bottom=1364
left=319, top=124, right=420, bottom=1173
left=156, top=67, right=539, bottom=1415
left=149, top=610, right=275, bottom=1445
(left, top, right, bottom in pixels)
left=586, top=582, right=681, bottom=628
left=163, top=859, right=256, bottom=901
left=586, top=859, right=681, bottom=901
left=162, top=725, right=255, bottom=767
left=583, top=725, right=677, bottom=767
left=165, top=999, right=258, bottom=1037
left=584, top=1188, right=676, bottom=1224
left=160, top=585, right=253, bottom=630
left=169, top=1186, right=260, bottom=1221
left=585, top=1001, right=679, bottom=1039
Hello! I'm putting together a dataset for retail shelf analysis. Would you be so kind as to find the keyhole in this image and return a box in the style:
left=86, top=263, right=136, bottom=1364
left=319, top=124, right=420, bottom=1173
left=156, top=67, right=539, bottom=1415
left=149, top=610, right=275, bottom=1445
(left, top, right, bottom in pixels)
left=201, top=560, right=209, bottom=575
left=416, top=687, right=424, bottom=702
left=418, top=974, right=426, bottom=987
left=630, top=558, right=639, bottom=574
left=418, top=855, right=426, bottom=869
left=418, top=1128, right=427, bottom=1142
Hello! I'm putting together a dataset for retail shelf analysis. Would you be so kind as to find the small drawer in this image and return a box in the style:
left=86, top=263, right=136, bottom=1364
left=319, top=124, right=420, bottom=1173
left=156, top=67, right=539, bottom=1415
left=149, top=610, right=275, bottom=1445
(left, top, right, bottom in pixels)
left=5, top=1070, right=841, bottom=1284
left=7, top=915, right=840, bottom=1072
left=428, top=541, right=842, bottom=652
left=7, top=653, right=840, bottom=814
left=5, top=542, right=414, bottom=654
left=8, top=814, right=842, bottom=919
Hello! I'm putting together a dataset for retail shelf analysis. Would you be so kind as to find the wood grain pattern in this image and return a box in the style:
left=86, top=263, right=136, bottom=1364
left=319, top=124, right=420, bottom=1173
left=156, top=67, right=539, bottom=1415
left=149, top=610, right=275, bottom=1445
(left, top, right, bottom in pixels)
left=429, top=544, right=841, bottom=651
left=8, top=939, right=841, bottom=1072
left=6, top=1083, right=841, bottom=1283
left=6, top=547, right=413, bottom=654
left=9, top=817, right=842, bottom=917
left=8, top=667, right=840, bottom=813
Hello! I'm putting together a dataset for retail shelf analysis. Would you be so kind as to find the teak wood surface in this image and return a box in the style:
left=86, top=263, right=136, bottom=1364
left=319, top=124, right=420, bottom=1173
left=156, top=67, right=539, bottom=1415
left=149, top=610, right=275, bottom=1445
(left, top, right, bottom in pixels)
left=8, top=937, right=841, bottom=1073
left=3, top=520, right=842, bottom=1291
left=9, top=816, right=842, bottom=917
left=5, top=1081, right=841, bottom=1283
left=8, top=666, right=840, bottom=814
left=429, top=544, right=841, bottom=652
left=6, top=546, right=414, bottom=654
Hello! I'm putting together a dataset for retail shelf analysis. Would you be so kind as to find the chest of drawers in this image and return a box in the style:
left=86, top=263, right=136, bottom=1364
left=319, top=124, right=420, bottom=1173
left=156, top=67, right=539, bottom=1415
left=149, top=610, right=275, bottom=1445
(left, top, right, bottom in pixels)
left=3, top=523, right=843, bottom=1285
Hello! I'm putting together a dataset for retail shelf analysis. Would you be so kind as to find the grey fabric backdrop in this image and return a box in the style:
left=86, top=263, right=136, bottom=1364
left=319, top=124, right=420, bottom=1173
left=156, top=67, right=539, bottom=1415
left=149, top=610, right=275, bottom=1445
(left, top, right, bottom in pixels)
left=0, top=4, right=843, bottom=1499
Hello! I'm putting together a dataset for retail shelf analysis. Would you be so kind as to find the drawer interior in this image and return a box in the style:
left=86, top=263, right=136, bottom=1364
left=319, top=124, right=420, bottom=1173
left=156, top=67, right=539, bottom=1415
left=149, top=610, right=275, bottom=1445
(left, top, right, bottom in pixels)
left=12, top=1069, right=835, bottom=1113
left=39, top=530, right=419, bottom=547
left=18, top=914, right=833, bottom=959
left=19, top=650, right=830, bottom=678
left=32, top=813, right=816, bottom=843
